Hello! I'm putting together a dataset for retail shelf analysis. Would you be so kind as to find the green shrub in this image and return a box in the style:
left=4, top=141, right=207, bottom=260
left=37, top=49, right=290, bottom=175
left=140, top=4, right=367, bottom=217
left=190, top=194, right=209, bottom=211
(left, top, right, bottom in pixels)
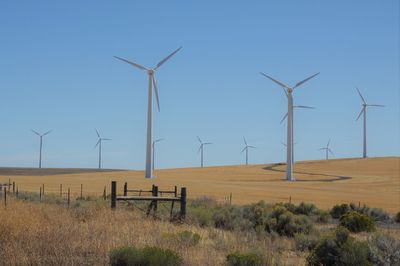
left=267, top=206, right=312, bottom=237
left=339, top=211, right=375, bottom=233
left=163, top=230, right=201, bottom=246
left=226, top=252, right=264, bottom=266
left=330, top=203, right=350, bottom=219
left=109, top=245, right=182, bottom=266
left=295, top=202, right=317, bottom=216
left=315, top=210, right=331, bottom=224
left=188, top=206, right=214, bottom=227
left=110, top=246, right=144, bottom=266
left=141, top=246, right=183, bottom=266
left=307, top=227, right=371, bottom=266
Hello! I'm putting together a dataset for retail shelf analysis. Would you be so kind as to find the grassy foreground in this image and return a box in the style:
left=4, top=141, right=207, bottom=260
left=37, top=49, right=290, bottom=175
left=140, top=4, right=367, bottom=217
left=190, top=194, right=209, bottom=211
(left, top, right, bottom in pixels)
left=0, top=193, right=399, bottom=265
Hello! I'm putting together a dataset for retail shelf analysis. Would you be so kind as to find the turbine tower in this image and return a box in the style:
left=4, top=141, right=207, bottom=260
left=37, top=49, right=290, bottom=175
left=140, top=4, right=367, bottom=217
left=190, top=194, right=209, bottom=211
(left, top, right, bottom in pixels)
left=197, top=136, right=212, bottom=168
left=241, top=137, right=255, bottom=165
left=114, top=47, right=182, bottom=178
left=280, top=105, right=314, bottom=164
left=261, top=72, right=319, bottom=181
left=94, top=129, right=111, bottom=169
left=152, top=138, right=164, bottom=171
left=356, top=88, right=384, bottom=158
left=31, top=129, right=52, bottom=168
left=319, top=139, right=334, bottom=160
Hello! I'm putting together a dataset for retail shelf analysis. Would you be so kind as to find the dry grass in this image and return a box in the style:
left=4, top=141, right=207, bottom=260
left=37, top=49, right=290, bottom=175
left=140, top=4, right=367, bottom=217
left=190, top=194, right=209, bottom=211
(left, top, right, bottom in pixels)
left=0, top=199, right=302, bottom=266
left=2, top=157, right=399, bottom=213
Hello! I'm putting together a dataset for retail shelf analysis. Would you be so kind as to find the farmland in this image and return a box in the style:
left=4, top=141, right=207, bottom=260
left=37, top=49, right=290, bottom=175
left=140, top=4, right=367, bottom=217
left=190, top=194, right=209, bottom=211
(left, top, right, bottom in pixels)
left=1, top=156, right=399, bottom=213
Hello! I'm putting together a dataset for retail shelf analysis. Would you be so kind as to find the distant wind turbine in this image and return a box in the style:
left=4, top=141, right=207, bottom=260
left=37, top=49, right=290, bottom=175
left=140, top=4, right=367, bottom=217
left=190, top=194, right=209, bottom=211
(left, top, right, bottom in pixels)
left=261, top=72, right=319, bottom=181
left=152, top=138, right=164, bottom=171
left=355, top=88, right=384, bottom=158
left=241, top=137, right=255, bottom=165
left=197, top=136, right=212, bottom=168
left=319, top=139, right=334, bottom=160
left=31, top=129, right=52, bottom=168
left=94, top=129, right=111, bottom=169
left=114, top=47, right=182, bottom=178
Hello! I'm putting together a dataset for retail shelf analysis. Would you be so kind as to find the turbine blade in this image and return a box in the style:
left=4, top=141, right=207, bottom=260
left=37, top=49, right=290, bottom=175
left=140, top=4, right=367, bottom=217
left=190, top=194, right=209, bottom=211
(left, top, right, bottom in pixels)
left=327, top=139, right=331, bottom=147
left=95, top=129, right=100, bottom=138
left=31, top=129, right=40, bottom=136
left=197, top=145, right=202, bottom=154
left=356, top=88, right=366, bottom=104
left=294, top=105, right=315, bottom=109
left=152, top=75, right=161, bottom=112
left=328, top=149, right=334, bottom=156
left=243, top=136, right=247, bottom=146
left=318, top=148, right=326, bottom=150
left=103, top=138, right=112, bottom=141
left=281, top=141, right=287, bottom=147
left=356, top=108, right=364, bottom=121
left=154, top=47, right=182, bottom=70
left=94, top=139, right=100, bottom=149
left=293, top=72, right=320, bottom=89
left=197, top=136, right=202, bottom=144
left=367, top=104, right=385, bottom=107
left=42, top=130, right=52, bottom=136
left=260, top=72, right=291, bottom=89
left=204, top=142, right=212, bottom=145
left=248, top=146, right=256, bottom=149
left=241, top=147, right=247, bottom=153
left=155, top=138, right=164, bottom=143
left=114, top=56, right=148, bottom=71
left=280, top=113, right=288, bottom=124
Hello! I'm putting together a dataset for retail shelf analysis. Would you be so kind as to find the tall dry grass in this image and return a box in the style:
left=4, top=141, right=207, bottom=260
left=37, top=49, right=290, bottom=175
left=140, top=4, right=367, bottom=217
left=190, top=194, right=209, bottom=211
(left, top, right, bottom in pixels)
left=0, top=197, right=302, bottom=266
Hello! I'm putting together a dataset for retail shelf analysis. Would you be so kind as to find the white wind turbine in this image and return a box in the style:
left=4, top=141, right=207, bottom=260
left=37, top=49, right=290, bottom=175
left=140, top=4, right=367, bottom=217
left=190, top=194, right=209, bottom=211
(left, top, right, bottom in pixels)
left=31, top=129, right=52, bottom=168
left=280, top=105, right=314, bottom=163
left=260, top=72, right=319, bottom=181
left=197, top=136, right=212, bottom=168
left=94, top=129, right=111, bottom=169
left=281, top=141, right=297, bottom=163
left=319, top=139, right=334, bottom=160
left=356, top=88, right=384, bottom=158
left=241, top=137, right=255, bottom=165
left=152, top=138, right=164, bottom=171
left=114, top=47, right=182, bottom=178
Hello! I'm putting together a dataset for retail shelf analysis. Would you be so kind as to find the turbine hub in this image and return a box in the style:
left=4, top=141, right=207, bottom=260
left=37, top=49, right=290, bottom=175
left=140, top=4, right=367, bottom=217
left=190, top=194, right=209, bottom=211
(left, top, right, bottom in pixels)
left=287, top=88, right=293, bottom=93
left=148, top=69, right=155, bottom=75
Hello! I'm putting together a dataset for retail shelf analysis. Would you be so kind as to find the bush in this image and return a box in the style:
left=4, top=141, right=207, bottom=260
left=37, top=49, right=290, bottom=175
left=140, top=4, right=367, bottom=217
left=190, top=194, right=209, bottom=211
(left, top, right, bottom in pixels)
left=109, top=245, right=182, bottom=266
left=226, top=252, right=264, bottom=266
left=368, top=234, right=400, bottom=265
left=295, top=202, right=317, bottom=216
left=330, top=203, right=350, bottom=219
left=294, top=233, right=320, bottom=251
left=267, top=206, right=313, bottom=237
left=339, top=211, right=375, bottom=233
left=307, top=227, right=371, bottom=266
left=188, top=206, right=214, bottom=227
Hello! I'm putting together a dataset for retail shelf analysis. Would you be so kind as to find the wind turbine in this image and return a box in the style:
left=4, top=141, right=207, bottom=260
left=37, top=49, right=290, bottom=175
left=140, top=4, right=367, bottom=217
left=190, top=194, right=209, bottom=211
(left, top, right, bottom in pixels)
left=260, top=72, right=319, bottom=181
left=197, top=136, right=212, bottom=168
left=356, top=88, right=384, bottom=158
left=241, top=137, right=255, bottom=165
left=319, top=139, right=334, bottom=160
left=94, top=129, right=111, bottom=169
left=152, top=138, right=164, bottom=171
left=281, top=141, right=297, bottom=163
left=114, top=47, right=182, bottom=178
left=31, top=129, right=52, bottom=168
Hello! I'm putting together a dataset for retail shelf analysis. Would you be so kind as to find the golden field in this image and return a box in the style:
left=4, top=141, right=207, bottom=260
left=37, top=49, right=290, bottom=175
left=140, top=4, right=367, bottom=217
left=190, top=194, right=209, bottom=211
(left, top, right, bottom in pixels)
left=1, top=157, right=399, bottom=213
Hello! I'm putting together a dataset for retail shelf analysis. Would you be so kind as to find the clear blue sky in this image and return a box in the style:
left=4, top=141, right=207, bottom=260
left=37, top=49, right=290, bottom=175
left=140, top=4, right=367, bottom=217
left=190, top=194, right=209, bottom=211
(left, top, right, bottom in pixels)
left=0, top=1, right=398, bottom=169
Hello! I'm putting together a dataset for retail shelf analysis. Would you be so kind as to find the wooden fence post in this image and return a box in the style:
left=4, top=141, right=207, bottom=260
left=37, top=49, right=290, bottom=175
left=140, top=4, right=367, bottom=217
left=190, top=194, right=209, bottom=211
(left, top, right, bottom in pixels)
left=174, top=186, right=177, bottom=197
left=42, top=184, right=45, bottom=199
left=180, top=187, right=186, bottom=219
left=60, top=184, right=62, bottom=197
left=123, top=182, right=127, bottom=196
left=103, top=186, right=106, bottom=200
left=4, top=187, right=6, bottom=207
left=153, top=186, right=158, bottom=214
left=111, top=181, right=116, bottom=209
left=80, top=184, right=83, bottom=199
left=12, top=182, right=15, bottom=194
left=39, top=187, right=42, bottom=201
left=16, top=187, right=18, bottom=199
left=229, top=192, right=232, bottom=205
left=67, top=188, right=70, bottom=207
left=8, top=178, right=11, bottom=192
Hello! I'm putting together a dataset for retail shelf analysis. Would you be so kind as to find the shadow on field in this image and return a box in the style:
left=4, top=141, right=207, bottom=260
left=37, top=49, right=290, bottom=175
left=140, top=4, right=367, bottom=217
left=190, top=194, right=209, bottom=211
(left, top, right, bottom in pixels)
left=262, top=163, right=352, bottom=182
